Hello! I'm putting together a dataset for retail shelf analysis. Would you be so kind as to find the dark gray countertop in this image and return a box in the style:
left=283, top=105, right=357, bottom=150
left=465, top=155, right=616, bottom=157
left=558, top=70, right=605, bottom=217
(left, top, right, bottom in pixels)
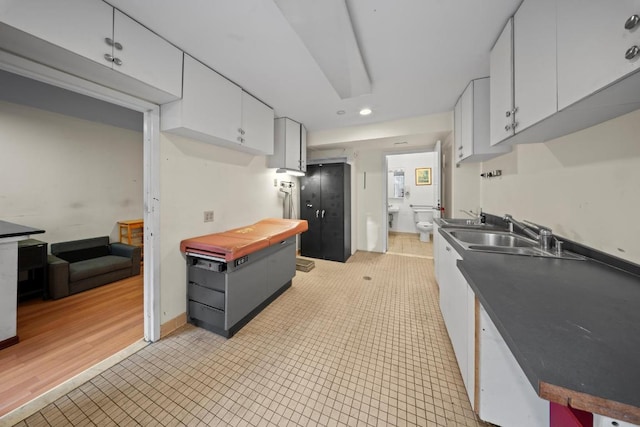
left=439, top=228, right=640, bottom=421
left=0, top=220, right=45, bottom=239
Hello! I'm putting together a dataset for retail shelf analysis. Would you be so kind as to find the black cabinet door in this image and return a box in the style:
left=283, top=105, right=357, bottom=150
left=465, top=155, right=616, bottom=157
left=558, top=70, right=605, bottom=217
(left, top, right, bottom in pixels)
left=300, top=165, right=323, bottom=258
left=320, top=164, right=345, bottom=262
left=299, top=163, right=350, bottom=262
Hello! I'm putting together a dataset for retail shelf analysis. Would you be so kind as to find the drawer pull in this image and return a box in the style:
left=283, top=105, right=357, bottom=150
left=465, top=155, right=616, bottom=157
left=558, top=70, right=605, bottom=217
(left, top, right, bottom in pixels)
left=625, top=45, right=640, bottom=60
left=625, top=14, right=640, bottom=30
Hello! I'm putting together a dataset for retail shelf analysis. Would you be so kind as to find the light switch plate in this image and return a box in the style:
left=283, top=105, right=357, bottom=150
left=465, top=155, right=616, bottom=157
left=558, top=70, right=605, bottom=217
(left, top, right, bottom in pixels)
left=204, top=211, right=214, bottom=222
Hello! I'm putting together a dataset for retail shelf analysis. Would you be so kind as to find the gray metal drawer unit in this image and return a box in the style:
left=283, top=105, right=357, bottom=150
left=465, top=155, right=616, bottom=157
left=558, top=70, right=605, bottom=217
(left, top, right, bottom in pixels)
left=187, top=237, right=296, bottom=337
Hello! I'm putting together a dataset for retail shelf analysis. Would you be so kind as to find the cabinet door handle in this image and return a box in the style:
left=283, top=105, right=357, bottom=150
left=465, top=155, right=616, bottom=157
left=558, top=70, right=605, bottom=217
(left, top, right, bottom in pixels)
left=113, top=57, right=123, bottom=66
left=237, top=136, right=245, bottom=143
left=458, top=145, right=463, bottom=150
left=316, top=210, right=320, bottom=218
left=625, top=14, right=640, bottom=30
left=321, top=209, right=325, bottom=218
left=105, top=37, right=114, bottom=47
left=114, top=41, right=123, bottom=51
left=458, top=152, right=463, bottom=158
left=513, top=121, right=519, bottom=129
left=505, top=124, right=512, bottom=131
left=446, top=246, right=451, bottom=252
left=505, top=110, right=511, bottom=118
left=238, top=128, right=245, bottom=135
left=625, top=45, right=640, bottom=60
left=104, top=53, right=114, bottom=63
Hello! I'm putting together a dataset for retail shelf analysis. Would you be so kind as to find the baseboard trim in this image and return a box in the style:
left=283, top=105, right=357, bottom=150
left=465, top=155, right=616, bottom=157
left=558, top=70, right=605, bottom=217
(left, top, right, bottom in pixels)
left=160, top=312, right=187, bottom=339
left=0, top=335, right=19, bottom=350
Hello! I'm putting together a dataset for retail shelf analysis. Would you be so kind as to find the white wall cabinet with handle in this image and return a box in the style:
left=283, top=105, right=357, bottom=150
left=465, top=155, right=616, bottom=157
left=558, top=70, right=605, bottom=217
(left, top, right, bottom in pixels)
left=455, top=78, right=510, bottom=162
left=162, top=55, right=275, bottom=156
left=268, top=117, right=307, bottom=173
left=513, top=0, right=557, bottom=132
left=489, top=0, right=640, bottom=147
left=240, top=91, right=275, bottom=155
left=0, top=0, right=182, bottom=103
left=557, top=0, right=640, bottom=110
left=489, top=18, right=515, bottom=146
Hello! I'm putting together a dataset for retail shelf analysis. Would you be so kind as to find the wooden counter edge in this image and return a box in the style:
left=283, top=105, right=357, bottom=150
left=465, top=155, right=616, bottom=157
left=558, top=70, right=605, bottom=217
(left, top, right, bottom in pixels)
left=540, top=381, right=640, bottom=425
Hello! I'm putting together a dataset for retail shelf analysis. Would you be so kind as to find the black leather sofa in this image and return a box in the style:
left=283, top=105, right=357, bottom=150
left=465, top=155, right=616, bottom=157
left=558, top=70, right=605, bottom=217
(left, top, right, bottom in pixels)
left=48, top=236, right=141, bottom=299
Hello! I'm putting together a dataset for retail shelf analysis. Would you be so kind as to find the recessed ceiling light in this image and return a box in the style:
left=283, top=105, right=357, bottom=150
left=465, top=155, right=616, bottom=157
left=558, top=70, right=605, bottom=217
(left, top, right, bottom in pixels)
left=359, top=108, right=372, bottom=116
left=336, top=110, right=346, bottom=115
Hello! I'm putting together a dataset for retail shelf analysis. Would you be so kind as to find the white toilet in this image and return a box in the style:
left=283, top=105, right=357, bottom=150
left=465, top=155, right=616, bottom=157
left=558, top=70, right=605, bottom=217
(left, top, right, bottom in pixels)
left=413, top=208, right=434, bottom=242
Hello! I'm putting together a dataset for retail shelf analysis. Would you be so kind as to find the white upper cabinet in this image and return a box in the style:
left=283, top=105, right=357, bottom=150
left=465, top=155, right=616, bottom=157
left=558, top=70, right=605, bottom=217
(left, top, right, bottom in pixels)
left=268, top=117, right=307, bottom=173
left=455, top=78, right=510, bottom=162
left=0, top=0, right=182, bottom=103
left=557, top=0, right=640, bottom=110
left=162, top=55, right=274, bottom=156
left=514, top=0, right=557, bottom=132
left=112, top=10, right=182, bottom=99
left=0, top=0, right=112, bottom=66
left=241, top=91, right=274, bottom=155
left=489, top=18, right=515, bottom=146
left=162, top=54, right=241, bottom=143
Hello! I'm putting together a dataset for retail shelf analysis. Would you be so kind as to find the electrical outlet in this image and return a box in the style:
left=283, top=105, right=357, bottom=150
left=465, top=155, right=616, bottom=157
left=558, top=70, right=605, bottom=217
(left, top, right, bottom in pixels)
left=204, top=210, right=214, bottom=222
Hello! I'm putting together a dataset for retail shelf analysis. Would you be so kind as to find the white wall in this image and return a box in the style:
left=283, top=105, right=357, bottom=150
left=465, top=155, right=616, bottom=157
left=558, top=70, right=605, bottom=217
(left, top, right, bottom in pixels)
left=387, top=152, right=437, bottom=233
left=0, top=100, right=143, bottom=244
left=481, top=109, right=640, bottom=264
left=355, top=150, right=385, bottom=252
left=440, top=133, right=481, bottom=219
left=159, top=133, right=284, bottom=323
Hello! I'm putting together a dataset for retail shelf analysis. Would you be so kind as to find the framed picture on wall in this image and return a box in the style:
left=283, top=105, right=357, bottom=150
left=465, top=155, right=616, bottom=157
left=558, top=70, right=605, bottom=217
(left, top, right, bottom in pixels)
left=415, top=167, right=432, bottom=186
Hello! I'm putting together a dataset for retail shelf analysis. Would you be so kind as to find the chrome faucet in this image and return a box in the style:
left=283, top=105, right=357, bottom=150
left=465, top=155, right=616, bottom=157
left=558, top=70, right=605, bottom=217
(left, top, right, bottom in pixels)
left=460, top=208, right=485, bottom=224
left=503, top=214, right=553, bottom=249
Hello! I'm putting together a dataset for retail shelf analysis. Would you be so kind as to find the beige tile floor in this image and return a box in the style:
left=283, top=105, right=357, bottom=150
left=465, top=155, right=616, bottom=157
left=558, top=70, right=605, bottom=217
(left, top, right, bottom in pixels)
left=13, top=248, right=487, bottom=427
left=387, top=232, right=433, bottom=259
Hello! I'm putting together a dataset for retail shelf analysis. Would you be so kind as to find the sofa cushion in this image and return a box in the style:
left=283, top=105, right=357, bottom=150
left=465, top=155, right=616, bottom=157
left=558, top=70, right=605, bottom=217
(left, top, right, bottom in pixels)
left=69, top=255, right=132, bottom=282
left=57, top=245, right=110, bottom=263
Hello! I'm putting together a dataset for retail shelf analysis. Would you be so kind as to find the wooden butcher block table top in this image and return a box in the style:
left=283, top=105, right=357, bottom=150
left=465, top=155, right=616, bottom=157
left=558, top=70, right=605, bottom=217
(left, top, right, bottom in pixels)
left=180, top=218, right=308, bottom=262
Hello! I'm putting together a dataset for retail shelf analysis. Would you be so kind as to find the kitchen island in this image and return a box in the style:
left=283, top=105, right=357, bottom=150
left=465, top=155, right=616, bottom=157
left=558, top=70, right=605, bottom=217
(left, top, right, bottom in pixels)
left=0, top=220, right=45, bottom=349
left=436, top=221, right=640, bottom=425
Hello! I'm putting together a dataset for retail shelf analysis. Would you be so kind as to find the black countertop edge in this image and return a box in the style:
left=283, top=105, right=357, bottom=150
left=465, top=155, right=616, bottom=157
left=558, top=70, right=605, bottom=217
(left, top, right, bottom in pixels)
left=0, top=220, right=45, bottom=239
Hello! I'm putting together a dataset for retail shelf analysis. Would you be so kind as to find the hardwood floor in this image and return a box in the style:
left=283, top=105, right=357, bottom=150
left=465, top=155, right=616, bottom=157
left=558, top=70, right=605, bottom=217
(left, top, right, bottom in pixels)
left=0, top=275, right=143, bottom=417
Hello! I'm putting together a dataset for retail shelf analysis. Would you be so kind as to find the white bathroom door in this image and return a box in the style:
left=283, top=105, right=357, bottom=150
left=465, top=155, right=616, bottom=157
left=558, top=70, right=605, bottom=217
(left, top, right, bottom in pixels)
left=433, top=140, right=442, bottom=218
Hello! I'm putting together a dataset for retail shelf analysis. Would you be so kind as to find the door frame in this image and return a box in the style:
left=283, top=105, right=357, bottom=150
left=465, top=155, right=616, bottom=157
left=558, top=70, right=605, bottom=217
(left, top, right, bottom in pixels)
left=0, top=50, right=161, bottom=341
left=382, top=146, right=441, bottom=253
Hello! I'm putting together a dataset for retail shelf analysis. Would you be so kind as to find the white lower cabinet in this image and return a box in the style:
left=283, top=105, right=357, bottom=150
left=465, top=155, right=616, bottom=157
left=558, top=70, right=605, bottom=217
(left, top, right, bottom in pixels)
left=436, top=232, right=550, bottom=426
left=437, top=236, right=475, bottom=407
left=593, top=414, right=640, bottom=427
left=478, top=304, right=549, bottom=427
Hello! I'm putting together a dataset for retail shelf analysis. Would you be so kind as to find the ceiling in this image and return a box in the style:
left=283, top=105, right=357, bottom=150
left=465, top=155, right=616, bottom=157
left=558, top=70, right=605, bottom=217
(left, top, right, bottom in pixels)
left=106, top=0, right=522, bottom=142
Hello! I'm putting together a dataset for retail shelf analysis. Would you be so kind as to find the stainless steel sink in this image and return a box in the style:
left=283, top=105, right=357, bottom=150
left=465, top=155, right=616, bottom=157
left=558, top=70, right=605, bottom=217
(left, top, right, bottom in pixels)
left=443, top=228, right=584, bottom=260
left=448, top=230, right=536, bottom=247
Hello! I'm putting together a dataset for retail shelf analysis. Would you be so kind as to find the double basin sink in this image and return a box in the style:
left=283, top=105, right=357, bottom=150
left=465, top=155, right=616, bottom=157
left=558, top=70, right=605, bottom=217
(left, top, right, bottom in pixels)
left=439, top=219, right=584, bottom=260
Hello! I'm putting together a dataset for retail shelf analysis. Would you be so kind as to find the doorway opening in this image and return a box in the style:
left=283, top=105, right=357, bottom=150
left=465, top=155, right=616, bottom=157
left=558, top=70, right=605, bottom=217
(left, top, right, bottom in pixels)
left=384, top=150, right=440, bottom=258
left=0, top=53, right=160, bottom=417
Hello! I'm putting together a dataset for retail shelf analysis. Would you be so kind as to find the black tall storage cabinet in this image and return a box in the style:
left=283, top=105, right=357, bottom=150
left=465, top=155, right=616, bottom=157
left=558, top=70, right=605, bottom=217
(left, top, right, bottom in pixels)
left=300, top=163, right=351, bottom=262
